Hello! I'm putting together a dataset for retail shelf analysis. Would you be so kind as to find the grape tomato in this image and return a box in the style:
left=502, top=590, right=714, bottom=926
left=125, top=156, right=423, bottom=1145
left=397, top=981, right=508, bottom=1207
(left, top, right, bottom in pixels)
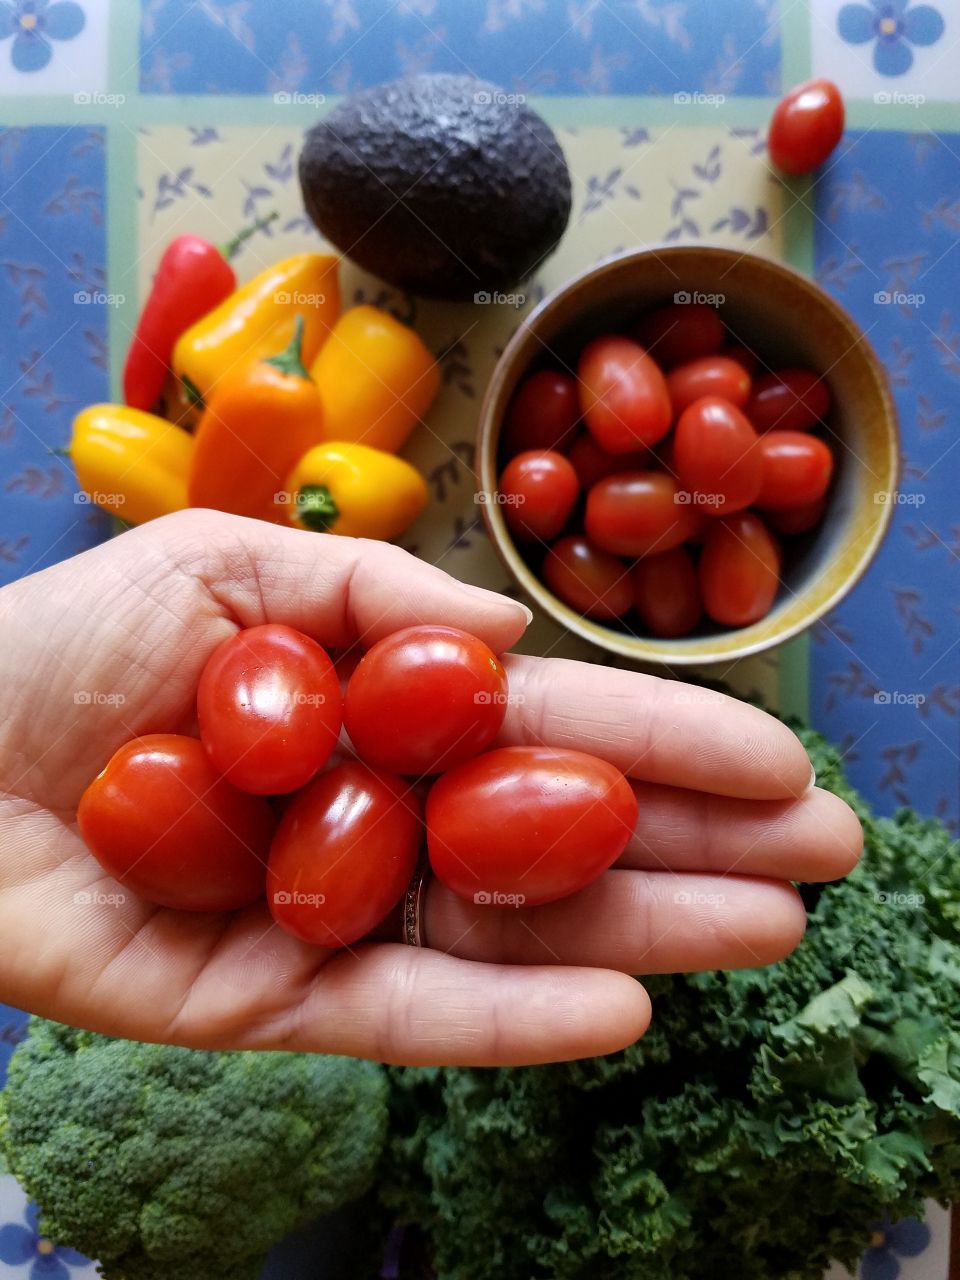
left=197, top=624, right=341, bottom=795
left=578, top=335, right=672, bottom=453
left=343, top=625, right=508, bottom=776
left=427, top=746, right=638, bottom=907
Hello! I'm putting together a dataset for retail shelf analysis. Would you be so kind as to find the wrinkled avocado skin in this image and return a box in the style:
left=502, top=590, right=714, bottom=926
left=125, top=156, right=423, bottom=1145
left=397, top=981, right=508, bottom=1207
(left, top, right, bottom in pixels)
left=299, top=73, right=572, bottom=300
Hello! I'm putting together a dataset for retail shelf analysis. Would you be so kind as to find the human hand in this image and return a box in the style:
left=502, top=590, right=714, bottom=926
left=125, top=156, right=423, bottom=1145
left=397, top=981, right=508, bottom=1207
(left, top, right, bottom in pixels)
left=0, top=511, right=861, bottom=1065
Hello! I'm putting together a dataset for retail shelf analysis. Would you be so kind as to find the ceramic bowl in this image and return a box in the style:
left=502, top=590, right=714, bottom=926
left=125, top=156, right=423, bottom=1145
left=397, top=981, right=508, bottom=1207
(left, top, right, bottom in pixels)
left=476, top=244, right=899, bottom=666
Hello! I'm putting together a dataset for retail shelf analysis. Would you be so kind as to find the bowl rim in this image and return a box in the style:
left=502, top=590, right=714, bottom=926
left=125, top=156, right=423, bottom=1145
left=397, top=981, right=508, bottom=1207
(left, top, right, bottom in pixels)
left=477, top=243, right=901, bottom=666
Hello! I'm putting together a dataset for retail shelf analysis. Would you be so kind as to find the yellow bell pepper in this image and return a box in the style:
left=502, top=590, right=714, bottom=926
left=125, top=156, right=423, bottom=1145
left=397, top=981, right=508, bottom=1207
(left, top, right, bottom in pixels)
left=69, top=404, right=193, bottom=524
left=173, top=253, right=340, bottom=404
left=311, top=305, right=439, bottom=454
left=284, top=442, right=428, bottom=542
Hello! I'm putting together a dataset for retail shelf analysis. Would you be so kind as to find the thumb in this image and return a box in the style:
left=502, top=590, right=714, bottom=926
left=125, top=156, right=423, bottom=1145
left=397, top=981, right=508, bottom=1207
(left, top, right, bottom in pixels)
left=151, top=509, right=532, bottom=654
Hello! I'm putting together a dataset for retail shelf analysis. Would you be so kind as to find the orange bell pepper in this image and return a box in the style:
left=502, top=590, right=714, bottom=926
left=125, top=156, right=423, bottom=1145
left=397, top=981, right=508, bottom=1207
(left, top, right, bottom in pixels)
left=310, top=305, right=440, bottom=454
left=173, top=252, right=340, bottom=405
left=188, top=317, right=325, bottom=524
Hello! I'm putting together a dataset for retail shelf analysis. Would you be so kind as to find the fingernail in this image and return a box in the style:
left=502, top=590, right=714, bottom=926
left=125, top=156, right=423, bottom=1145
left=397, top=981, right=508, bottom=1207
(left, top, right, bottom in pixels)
left=806, top=764, right=817, bottom=793
left=459, top=581, right=531, bottom=625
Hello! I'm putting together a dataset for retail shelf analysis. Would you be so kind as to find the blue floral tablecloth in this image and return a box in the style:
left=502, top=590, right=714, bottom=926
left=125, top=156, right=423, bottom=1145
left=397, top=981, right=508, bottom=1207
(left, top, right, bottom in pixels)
left=0, top=1, right=957, bottom=1277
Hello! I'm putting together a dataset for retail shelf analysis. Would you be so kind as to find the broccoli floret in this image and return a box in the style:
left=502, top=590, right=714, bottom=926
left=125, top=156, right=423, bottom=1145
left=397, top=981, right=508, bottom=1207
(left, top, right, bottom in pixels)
left=0, top=1021, right=388, bottom=1280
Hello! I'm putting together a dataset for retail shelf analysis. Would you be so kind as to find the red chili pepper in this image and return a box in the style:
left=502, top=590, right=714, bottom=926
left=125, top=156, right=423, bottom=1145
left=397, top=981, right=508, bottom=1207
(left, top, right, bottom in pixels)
left=122, top=212, right=277, bottom=412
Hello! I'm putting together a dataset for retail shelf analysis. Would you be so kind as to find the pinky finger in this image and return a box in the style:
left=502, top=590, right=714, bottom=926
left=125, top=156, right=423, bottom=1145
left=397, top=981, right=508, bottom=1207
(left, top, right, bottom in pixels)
left=287, top=946, right=651, bottom=1066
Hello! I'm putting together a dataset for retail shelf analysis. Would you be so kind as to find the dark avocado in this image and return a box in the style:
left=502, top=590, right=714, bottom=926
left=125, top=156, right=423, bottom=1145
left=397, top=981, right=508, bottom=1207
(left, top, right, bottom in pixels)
left=298, top=73, right=572, bottom=300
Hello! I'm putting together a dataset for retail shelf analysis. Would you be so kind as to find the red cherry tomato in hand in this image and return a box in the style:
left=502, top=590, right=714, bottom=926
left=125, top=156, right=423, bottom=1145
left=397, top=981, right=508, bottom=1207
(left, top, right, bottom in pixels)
left=567, top=432, right=649, bottom=490
left=699, top=512, right=781, bottom=627
left=766, top=496, right=827, bottom=535
left=746, top=368, right=830, bottom=432
left=666, top=355, right=752, bottom=416
left=77, top=734, right=274, bottom=912
left=427, top=746, right=638, bottom=907
left=500, top=450, right=579, bottom=542
left=768, top=78, right=844, bottom=176
left=267, top=761, right=421, bottom=948
left=756, top=430, right=834, bottom=510
left=632, top=546, right=702, bottom=638
left=502, top=370, right=580, bottom=456
left=343, top=625, right=507, bottom=776
left=578, top=335, right=672, bottom=452
left=631, top=302, right=725, bottom=368
left=674, top=396, right=762, bottom=515
left=542, top=535, right=631, bottom=619
left=198, top=624, right=341, bottom=795
left=585, top=470, right=701, bottom=558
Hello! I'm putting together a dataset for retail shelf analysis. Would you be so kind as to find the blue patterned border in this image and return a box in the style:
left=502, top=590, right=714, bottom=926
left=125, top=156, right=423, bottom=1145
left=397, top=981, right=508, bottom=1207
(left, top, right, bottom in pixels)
left=138, top=0, right=782, bottom=97
left=810, top=129, right=959, bottom=829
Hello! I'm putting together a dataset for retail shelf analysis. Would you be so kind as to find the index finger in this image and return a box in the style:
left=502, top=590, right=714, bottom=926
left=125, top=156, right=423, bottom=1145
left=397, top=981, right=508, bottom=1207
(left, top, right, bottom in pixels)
left=497, top=654, right=814, bottom=800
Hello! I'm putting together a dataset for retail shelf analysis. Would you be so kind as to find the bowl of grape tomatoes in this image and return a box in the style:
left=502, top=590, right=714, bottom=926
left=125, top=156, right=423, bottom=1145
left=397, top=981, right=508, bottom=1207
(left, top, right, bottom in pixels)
left=477, top=244, right=899, bottom=665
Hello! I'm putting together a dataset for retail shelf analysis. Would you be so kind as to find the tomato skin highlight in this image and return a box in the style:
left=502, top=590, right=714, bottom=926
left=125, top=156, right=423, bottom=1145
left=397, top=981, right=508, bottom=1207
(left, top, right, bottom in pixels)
left=674, top=396, right=762, bottom=516
left=502, top=370, right=580, bottom=456
left=666, top=355, right=752, bottom=416
left=267, top=761, right=421, bottom=948
left=578, top=335, right=672, bottom=452
left=766, top=495, right=827, bottom=535
left=567, top=432, right=649, bottom=490
left=500, top=450, right=579, bottom=542
left=699, top=513, right=781, bottom=627
left=585, top=470, right=701, bottom=558
left=769, top=78, right=844, bottom=176
left=343, top=625, right=507, bottom=776
left=631, top=302, right=724, bottom=368
left=542, top=535, right=632, bottom=619
left=77, top=734, right=274, bottom=912
left=746, top=368, right=830, bottom=432
left=756, top=430, right=834, bottom=510
left=426, top=746, right=638, bottom=907
left=632, top=546, right=702, bottom=638
left=197, top=623, right=342, bottom=795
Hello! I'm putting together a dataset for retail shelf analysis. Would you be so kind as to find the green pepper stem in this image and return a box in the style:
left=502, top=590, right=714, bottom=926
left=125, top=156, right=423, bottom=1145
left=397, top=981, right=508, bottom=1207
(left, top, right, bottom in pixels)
left=295, top=484, right=339, bottom=532
left=220, top=211, right=279, bottom=261
left=264, top=315, right=311, bottom=381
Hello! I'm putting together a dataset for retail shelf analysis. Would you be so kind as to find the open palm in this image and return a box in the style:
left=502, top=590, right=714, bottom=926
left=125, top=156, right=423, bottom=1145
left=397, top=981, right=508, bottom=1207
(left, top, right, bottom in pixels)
left=0, top=510, right=861, bottom=1065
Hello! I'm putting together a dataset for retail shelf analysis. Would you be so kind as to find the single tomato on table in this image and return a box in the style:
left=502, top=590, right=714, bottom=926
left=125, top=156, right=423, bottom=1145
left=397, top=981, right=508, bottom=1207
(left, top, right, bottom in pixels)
left=267, top=761, right=421, bottom=948
left=666, top=354, right=752, bottom=416
left=756, top=431, right=834, bottom=510
left=343, top=625, right=507, bottom=776
left=578, top=335, right=672, bottom=452
left=585, top=471, right=701, bottom=558
left=499, top=450, right=579, bottom=542
left=501, top=369, right=580, bottom=455
left=77, top=734, right=274, bottom=912
left=699, top=512, right=781, bottom=627
left=632, top=546, right=702, bottom=638
left=197, top=623, right=341, bottom=795
left=427, top=746, right=638, bottom=907
left=768, top=78, right=844, bottom=176
left=542, top=535, right=632, bottom=620
left=673, top=396, right=762, bottom=516
left=631, top=301, right=725, bottom=368
left=746, top=368, right=830, bottom=432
